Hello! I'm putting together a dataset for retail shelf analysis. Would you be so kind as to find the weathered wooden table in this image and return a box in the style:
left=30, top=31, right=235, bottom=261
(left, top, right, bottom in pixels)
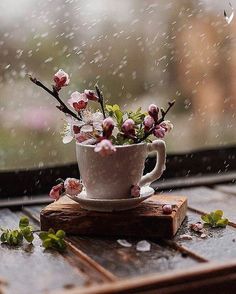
left=1, top=146, right=236, bottom=293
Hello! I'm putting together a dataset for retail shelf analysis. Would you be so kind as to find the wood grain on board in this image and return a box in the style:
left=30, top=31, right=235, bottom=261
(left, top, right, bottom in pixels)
left=40, top=195, right=187, bottom=239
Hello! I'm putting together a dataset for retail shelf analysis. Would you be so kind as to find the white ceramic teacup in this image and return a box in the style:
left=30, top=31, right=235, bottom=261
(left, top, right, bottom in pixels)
left=76, top=140, right=166, bottom=200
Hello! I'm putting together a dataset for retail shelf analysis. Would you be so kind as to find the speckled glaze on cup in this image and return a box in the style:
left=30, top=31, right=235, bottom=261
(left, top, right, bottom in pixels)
left=76, top=140, right=166, bottom=199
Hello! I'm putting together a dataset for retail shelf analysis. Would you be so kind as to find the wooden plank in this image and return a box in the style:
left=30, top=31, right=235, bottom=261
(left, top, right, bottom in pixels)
left=153, top=172, right=236, bottom=191
left=0, top=195, right=52, bottom=209
left=50, top=260, right=236, bottom=294
left=23, top=206, right=118, bottom=283
left=0, top=209, right=90, bottom=294
left=173, top=210, right=236, bottom=261
left=68, top=236, right=197, bottom=279
left=168, top=187, right=236, bottom=224
left=40, top=195, right=187, bottom=239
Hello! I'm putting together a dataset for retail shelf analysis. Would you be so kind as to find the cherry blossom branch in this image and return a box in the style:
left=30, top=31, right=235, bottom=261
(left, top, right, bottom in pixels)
left=95, top=85, right=106, bottom=119
left=28, top=74, right=82, bottom=121
left=136, top=100, right=175, bottom=143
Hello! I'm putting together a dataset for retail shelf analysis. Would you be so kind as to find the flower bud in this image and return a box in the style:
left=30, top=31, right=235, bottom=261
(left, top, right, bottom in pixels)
left=153, top=125, right=166, bottom=138
left=121, top=119, right=135, bottom=136
left=148, top=104, right=159, bottom=120
left=84, top=90, right=99, bottom=101
left=102, top=117, right=115, bottom=138
left=53, top=69, right=70, bottom=91
left=130, top=185, right=140, bottom=198
left=49, top=183, right=64, bottom=201
left=162, top=204, right=173, bottom=214
left=160, top=120, right=173, bottom=133
left=143, top=115, right=155, bottom=131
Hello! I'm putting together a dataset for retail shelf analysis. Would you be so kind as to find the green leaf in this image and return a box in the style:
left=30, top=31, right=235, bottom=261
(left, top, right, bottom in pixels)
left=216, top=218, right=229, bottom=227
left=19, top=216, right=29, bottom=229
left=39, top=232, right=48, bottom=241
left=56, top=230, right=66, bottom=239
left=201, top=215, right=210, bottom=223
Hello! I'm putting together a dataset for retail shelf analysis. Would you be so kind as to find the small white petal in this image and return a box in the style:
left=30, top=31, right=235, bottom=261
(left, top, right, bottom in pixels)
left=81, top=125, right=93, bottom=133
left=63, top=135, right=73, bottom=144
left=117, top=239, right=132, bottom=248
left=179, top=234, right=193, bottom=240
left=136, top=240, right=151, bottom=252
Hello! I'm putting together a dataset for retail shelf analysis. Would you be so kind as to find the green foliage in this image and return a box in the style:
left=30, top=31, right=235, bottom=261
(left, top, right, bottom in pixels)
left=201, top=210, right=229, bottom=228
left=39, top=228, right=66, bottom=251
left=106, top=104, right=124, bottom=127
left=127, top=107, right=146, bottom=125
left=0, top=216, right=34, bottom=246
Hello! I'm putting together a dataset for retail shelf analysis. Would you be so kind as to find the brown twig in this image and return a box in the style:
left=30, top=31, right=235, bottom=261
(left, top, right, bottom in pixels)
left=95, top=84, right=106, bottom=119
left=28, top=74, right=82, bottom=121
left=136, top=100, right=175, bottom=143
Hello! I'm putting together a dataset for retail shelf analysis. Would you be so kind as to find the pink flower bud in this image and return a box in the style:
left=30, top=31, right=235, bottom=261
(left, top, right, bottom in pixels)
left=153, top=125, right=166, bottom=138
left=160, top=120, right=173, bottom=133
left=49, top=183, right=64, bottom=201
left=121, top=119, right=135, bottom=136
left=144, top=115, right=155, bottom=131
left=94, top=139, right=116, bottom=156
left=102, top=117, right=115, bottom=138
left=53, top=69, right=70, bottom=90
left=130, top=185, right=140, bottom=198
left=148, top=104, right=159, bottom=120
left=84, top=90, right=99, bottom=101
left=75, top=132, right=89, bottom=143
left=162, top=204, right=173, bottom=214
left=68, top=91, right=88, bottom=111
left=64, top=178, right=83, bottom=196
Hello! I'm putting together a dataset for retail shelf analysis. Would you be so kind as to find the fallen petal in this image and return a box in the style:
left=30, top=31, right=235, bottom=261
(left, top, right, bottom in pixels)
left=117, top=239, right=132, bottom=248
left=136, top=240, right=151, bottom=252
left=179, top=234, right=193, bottom=240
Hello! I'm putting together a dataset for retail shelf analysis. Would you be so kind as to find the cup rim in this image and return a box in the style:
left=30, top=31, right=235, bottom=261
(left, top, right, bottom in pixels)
left=76, top=141, right=147, bottom=149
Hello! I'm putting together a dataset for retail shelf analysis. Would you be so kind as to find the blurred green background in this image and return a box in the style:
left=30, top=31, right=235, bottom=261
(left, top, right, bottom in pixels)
left=0, top=0, right=236, bottom=170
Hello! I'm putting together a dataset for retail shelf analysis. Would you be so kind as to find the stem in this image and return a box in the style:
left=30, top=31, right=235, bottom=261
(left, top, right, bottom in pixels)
left=28, top=74, right=82, bottom=121
left=137, top=100, right=175, bottom=143
left=95, top=85, right=106, bottom=119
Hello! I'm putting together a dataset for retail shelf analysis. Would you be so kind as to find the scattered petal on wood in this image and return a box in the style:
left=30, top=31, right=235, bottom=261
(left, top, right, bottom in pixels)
left=136, top=240, right=151, bottom=252
left=117, top=239, right=132, bottom=247
left=179, top=234, right=193, bottom=240
left=224, top=2, right=234, bottom=24
left=200, top=233, right=207, bottom=239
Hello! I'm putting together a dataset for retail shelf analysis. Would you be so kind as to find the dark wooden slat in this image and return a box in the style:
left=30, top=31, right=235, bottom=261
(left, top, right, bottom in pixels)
left=168, top=187, right=236, bottom=224
left=0, top=209, right=88, bottom=294
left=153, top=172, right=236, bottom=191
left=173, top=210, right=236, bottom=261
left=51, top=260, right=236, bottom=294
left=0, top=195, right=52, bottom=208
left=68, top=236, right=197, bottom=279
left=23, top=206, right=117, bottom=283
left=215, top=183, right=236, bottom=195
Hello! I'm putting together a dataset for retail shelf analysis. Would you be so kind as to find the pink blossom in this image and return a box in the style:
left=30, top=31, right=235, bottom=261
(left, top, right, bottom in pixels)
left=84, top=90, right=99, bottom=101
left=121, top=119, right=135, bottom=136
left=144, top=115, right=155, bottom=131
left=68, top=91, right=88, bottom=111
left=49, top=183, right=64, bottom=201
left=102, top=117, right=115, bottom=138
left=160, top=120, right=173, bottom=132
left=75, top=132, right=90, bottom=143
left=94, top=139, right=116, bottom=156
left=53, top=69, right=70, bottom=90
left=130, top=185, right=140, bottom=198
left=148, top=104, right=159, bottom=121
left=153, top=125, right=166, bottom=138
left=64, top=178, right=83, bottom=196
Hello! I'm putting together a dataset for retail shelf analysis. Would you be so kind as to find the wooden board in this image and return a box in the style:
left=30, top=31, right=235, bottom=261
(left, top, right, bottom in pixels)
left=40, top=195, right=187, bottom=239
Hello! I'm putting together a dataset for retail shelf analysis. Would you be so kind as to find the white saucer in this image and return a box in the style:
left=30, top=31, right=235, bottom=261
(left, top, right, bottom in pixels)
left=67, top=186, right=154, bottom=212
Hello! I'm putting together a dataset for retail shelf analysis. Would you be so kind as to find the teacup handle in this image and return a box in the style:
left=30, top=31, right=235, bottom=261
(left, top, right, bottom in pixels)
left=139, top=140, right=166, bottom=187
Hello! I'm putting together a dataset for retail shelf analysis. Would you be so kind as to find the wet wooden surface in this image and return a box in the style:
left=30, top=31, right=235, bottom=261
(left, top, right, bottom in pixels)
left=1, top=184, right=236, bottom=293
